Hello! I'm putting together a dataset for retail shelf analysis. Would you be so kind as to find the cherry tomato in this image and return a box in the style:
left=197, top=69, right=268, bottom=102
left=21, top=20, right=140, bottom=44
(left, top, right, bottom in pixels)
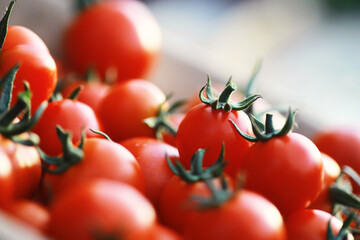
left=45, top=138, right=145, bottom=198
left=32, top=98, right=102, bottom=156
left=47, top=179, right=157, bottom=240
left=312, top=128, right=360, bottom=175
left=176, top=103, right=253, bottom=178
left=4, top=200, right=49, bottom=233
left=182, top=188, right=287, bottom=240
left=98, top=79, right=166, bottom=142
left=0, top=134, right=41, bottom=200
left=241, top=132, right=324, bottom=216
left=0, top=25, right=57, bottom=114
left=285, top=209, right=354, bottom=240
left=0, top=148, right=15, bottom=207
left=62, top=0, right=161, bottom=83
left=158, top=175, right=234, bottom=233
left=120, top=137, right=178, bottom=208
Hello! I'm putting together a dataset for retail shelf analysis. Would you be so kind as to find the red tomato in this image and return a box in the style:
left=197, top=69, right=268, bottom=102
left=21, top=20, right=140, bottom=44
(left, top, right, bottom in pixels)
left=308, top=153, right=341, bottom=213
left=2, top=26, right=49, bottom=53
left=63, top=0, right=161, bottom=83
left=47, top=179, right=157, bottom=240
left=32, top=98, right=102, bottom=156
left=158, top=176, right=234, bottom=233
left=61, top=78, right=110, bottom=114
left=45, top=138, right=145, bottom=198
left=176, top=103, right=253, bottom=178
left=120, top=137, right=178, bottom=208
left=0, top=134, right=41, bottom=200
left=0, top=25, right=57, bottom=114
left=182, top=189, right=287, bottom=240
left=4, top=200, right=49, bottom=233
left=285, top=209, right=354, bottom=240
left=241, top=132, right=324, bottom=216
left=312, top=128, right=360, bottom=175
left=98, top=79, right=166, bottom=142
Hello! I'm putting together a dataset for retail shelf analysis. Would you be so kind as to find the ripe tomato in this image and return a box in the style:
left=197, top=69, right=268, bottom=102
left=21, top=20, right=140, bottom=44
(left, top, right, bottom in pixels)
left=312, top=128, right=360, bottom=175
left=182, top=188, right=287, bottom=240
left=176, top=103, right=253, bottom=178
left=241, top=132, right=323, bottom=216
left=32, top=98, right=102, bottom=156
left=4, top=200, right=49, bottom=233
left=285, top=209, right=354, bottom=240
left=98, top=79, right=166, bottom=142
left=120, top=137, right=178, bottom=208
left=45, top=137, right=145, bottom=198
left=62, top=0, right=161, bottom=83
left=158, top=175, right=234, bottom=233
left=60, top=78, right=110, bottom=114
left=0, top=19, right=57, bottom=114
left=47, top=179, right=157, bottom=240
left=308, top=153, right=341, bottom=213
left=0, top=148, right=15, bottom=207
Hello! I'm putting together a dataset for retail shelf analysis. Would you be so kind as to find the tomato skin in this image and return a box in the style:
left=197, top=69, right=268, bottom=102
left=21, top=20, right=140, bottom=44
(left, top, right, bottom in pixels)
left=4, top=200, right=49, bottom=233
left=0, top=45, right=57, bottom=114
left=158, top=175, right=234, bottom=233
left=308, top=153, right=341, bottom=213
left=312, top=128, right=360, bottom=175
left=45, top=138, right=145, bottom=197
left=183, top=190, right=287, bottom=240
left=127, top=224, right=184, bottom=240
left=98, top=79, right=166, bottom=142
left=285, top=209, right=354, bottom=240
left=2, top=26, right=49, bottom=53
left=120, top=137, right=178, bottom=208
left=61, top=80, right=110, bottom=114
left=176, top=103, right=252, bottom=178
left=0, top=149, right=15, bottom=207
left=161, top=113, right=185, bottom=147
left=32, top=98, right=102, bottom=156
left=47, top=179, right=157, bottom=240
left=241, top=133, right=324, bottom=216
left=63, top=0, right=161, bottom=83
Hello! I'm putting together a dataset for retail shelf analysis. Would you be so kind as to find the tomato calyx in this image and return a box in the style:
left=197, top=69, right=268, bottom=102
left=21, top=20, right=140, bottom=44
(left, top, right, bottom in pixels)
left=166, top=143, right=227, bottom=183
left=191, top=177, right=234, bottom=210
left=39, top=125, right=85, bottom=174
left=327, top=212, right=355, bottom=240
left=231, top=108, right=296, bottom=142
left=0, top=64, right=47, bottom=145
left=144, top=97, right=185, bottom=140
left=199, top=75, right=261, bottom=112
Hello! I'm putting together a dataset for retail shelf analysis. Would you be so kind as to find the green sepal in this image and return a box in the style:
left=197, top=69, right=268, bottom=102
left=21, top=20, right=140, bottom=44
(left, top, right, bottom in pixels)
left=144, top=97, right=185, bottom=141
left=40, top=125, right=85, bottom=174
left=67, top=85, right=83, bottom=100
left=231, top=108, right=297, bottom=142
left=75, top=0, right=99, bottom=12
left=0, top=0, right=15, bottom=51
left=329, top=186, right=360, bottom=210
left=199, top=75, right=261, bottom=112
left=166, top=143, right=227, bottom=183
left=191, top=177, right=234, bottom=210
left=89, top=128, right=112, bottom=142
left=327, top=212, right=355, bottom=240
left=0, top=64, right=18, bottom=114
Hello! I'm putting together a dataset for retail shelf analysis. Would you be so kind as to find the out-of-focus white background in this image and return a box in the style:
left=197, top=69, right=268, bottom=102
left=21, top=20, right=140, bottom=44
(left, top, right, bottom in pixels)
left=1, top=0, right=360, bottom=137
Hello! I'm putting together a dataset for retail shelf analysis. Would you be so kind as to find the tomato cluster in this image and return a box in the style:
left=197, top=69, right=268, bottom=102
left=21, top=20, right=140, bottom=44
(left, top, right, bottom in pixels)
left=0, top=1, right=359, bottom=240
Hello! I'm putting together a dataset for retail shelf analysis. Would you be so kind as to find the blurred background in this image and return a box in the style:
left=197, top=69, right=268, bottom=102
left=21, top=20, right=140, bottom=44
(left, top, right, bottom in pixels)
left=1, top=0, right=360, bottom=136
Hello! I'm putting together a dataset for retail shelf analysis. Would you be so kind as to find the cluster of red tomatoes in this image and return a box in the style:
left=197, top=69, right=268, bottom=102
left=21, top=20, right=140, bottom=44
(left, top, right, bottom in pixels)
left=0, top=0, right=359, bottom=240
